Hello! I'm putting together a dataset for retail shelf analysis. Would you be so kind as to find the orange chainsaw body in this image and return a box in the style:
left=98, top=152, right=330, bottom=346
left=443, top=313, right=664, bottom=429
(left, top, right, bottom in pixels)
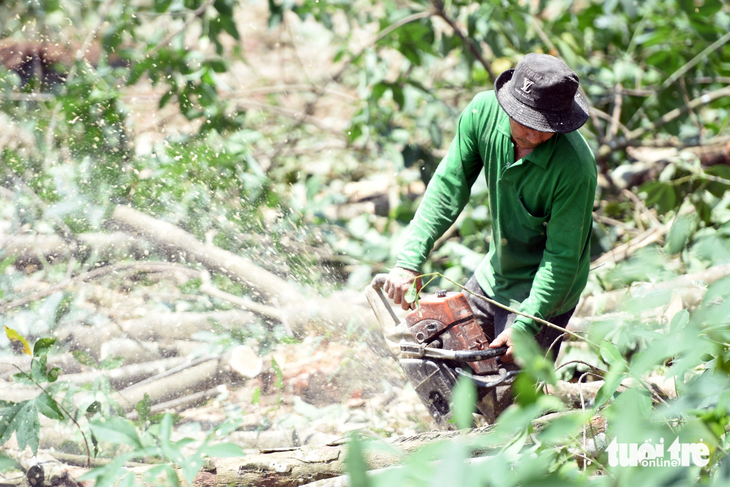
left=404, top=291, right=499, bottom=374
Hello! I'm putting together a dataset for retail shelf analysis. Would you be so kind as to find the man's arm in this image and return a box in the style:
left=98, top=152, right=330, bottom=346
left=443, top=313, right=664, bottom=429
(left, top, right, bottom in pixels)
left=510, top=174, right=596, bottom=335
left=386, top=98, right=485, bottom=308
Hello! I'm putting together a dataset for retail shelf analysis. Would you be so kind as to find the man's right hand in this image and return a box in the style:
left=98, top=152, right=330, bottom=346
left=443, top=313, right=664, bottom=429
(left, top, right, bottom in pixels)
left=384, top=267, right=422, bottom=310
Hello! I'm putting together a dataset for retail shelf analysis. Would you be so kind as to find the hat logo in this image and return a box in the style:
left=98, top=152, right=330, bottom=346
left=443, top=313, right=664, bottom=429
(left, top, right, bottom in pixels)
left=521, top=78, right=535, bottom=94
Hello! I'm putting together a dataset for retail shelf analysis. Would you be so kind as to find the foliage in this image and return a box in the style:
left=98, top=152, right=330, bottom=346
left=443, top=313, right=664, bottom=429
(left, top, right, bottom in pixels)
left=0, top=328, right=64, bottom=456
left=0, top=327, right=245, bottom=485
left=81, top=414, right=244, bottom=486
left=348, top=268, right=730, bottom=485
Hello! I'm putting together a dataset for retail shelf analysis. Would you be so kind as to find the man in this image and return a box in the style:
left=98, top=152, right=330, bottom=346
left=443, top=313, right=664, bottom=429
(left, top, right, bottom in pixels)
left=384, top=53, right=596, bottom=365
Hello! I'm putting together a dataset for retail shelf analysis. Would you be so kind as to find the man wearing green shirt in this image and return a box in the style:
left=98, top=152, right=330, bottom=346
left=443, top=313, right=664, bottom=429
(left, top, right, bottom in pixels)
left=384, top=53, right=596, bottom=364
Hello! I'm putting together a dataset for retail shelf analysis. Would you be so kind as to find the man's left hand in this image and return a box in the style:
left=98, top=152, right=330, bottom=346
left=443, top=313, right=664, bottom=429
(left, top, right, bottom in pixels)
left=489, top=328, right=514, bottom=363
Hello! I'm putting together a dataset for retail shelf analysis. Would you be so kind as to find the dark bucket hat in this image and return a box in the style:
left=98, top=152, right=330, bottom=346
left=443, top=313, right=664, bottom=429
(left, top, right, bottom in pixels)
left=495, top=53, right=589, bottom=134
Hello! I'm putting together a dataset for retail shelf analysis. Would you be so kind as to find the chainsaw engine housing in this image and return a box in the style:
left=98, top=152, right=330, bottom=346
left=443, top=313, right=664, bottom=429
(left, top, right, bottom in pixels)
left=405, top=291, right=499, bottom=374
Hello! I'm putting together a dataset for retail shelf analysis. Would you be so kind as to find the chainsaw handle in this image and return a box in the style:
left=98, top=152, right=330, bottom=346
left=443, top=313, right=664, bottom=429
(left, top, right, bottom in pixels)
left=404, top=344, right=509, bottom=362
left=455, top=368, right=518, bottom=389
left=451, top=346, right=508, bottom=362
left=367, top=273, right=400, bottom=326
left=370, top=273, right=388, bottom=291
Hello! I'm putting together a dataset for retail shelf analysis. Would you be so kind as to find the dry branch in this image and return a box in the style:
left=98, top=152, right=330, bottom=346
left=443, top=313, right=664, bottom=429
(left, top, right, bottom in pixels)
left=60, top=356, right=189, bottom=390
left=110, top=206, right=382, bottom=341
left=591, top=224, right=666, bottom=267
left=110, top=205, right=301, bottom=305
left=56, top=310, right=254, bottom=358
left=0, top=232, right=150, bottom=267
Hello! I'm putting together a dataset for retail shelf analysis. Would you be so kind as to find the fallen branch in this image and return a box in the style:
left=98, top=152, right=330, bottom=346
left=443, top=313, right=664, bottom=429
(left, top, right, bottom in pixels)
left=60, top=356, right=189, bottom=390
left=125, top=387, right=221, bottom=421
left=591, top=224, right=666, bottom=267
left=110, top=206, right=302, bottom=306
left=0, top=232, right=151, bottom=267
left=0, top=261, right=199, bottom=316
left=110, top=206, right=383, bottom=341
left=56, top=310, right=254, bottom=357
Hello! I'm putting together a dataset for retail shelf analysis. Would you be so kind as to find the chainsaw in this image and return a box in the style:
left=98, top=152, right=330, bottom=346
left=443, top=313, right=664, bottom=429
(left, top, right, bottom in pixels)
left=365, top=274, right=518, bottom=428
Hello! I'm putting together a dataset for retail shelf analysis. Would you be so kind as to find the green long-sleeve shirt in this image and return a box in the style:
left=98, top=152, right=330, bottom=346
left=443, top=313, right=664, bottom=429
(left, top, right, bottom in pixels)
left=395, top=91, right=596, bottom=335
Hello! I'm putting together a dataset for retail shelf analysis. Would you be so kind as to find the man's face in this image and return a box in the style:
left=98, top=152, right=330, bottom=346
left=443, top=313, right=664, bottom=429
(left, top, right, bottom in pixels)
left=509, top=118, right=554, bottom=150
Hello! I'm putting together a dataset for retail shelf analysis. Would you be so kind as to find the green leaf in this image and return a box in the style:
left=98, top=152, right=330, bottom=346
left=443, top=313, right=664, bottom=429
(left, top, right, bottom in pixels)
left=670, top=309, right=689, bottom=334
left=251, top=387, right=261, bottom=405
left=271, top=358, right=284, bottom=389
left=145, top=464, right=180, bottom=487
left=594, top=369, right=628, bottom=409
left=31, top=355, right=50, bottom=383
left=154, top=0, right=173, bottom=12
left=200, top=442, right=246, bottom=457
left=136, top=394, right=152, bottom=424
left=79, top=453, right=136, bottom=487
left=47, top=367, right=60, bottom=383
left=99, top=356, right=124, bottom=370
left=33, top=338, right=56, bottom=357
left=0, top=452, right=17, bottom=470
left=159, top=90, right=176, bottom=109
left=4, top=326, right=31, bottom=356
left=451, top=376, right=476, bottom=429
left=404, top=281, right=418, bottom=304
left=72, top=350, right=98, bottom=368
left=15, top=401, right=40, bottom=455
left=346, top=433, right=371, bottom=487
left=217, top=13, right=240, bottom=39
left=599, top=342, right=626, bottom=368
left=89, top=417, right=144, bottom=449
left=536, top=412, right=586, bottom=445
left=665, top=215, right=695, bottom=254
left=0, top=401, right=25, bottom=444
left=10, top=371, right=34, bottom=385
left=639, top=181, right=677, bottom=215
left=35, top=392, right=64, bottom=420
left=160, top=412, right=173, bottom=445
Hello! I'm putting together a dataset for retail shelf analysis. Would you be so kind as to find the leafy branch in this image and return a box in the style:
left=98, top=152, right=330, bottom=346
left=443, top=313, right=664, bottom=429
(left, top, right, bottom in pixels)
left=1, top=328, right=91, bottom=464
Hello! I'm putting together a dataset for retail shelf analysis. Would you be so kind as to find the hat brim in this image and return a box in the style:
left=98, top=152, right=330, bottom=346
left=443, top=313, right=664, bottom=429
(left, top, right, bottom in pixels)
left=495, top=68, right=590, bottom=134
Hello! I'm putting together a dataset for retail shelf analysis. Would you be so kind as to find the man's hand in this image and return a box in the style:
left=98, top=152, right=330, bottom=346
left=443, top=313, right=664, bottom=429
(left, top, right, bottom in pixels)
left=489, top=328, right=515, bottom=363
left=384, top=267, right=422, bottom=310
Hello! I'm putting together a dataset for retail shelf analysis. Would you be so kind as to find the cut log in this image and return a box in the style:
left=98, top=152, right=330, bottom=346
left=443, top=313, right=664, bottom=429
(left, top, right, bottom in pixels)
left=0, top=232, right=150, bottom=267
left=5, top=447, right=88, bottom=487
left=187, top=412, right=599, bottom=487
left=99, top=338, right=203, bottom=363
left=55, top=310, right=255, bottom=358
left=60, top=356, right=189, bottom=389
left=113, top=357, right=221, bottom=411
